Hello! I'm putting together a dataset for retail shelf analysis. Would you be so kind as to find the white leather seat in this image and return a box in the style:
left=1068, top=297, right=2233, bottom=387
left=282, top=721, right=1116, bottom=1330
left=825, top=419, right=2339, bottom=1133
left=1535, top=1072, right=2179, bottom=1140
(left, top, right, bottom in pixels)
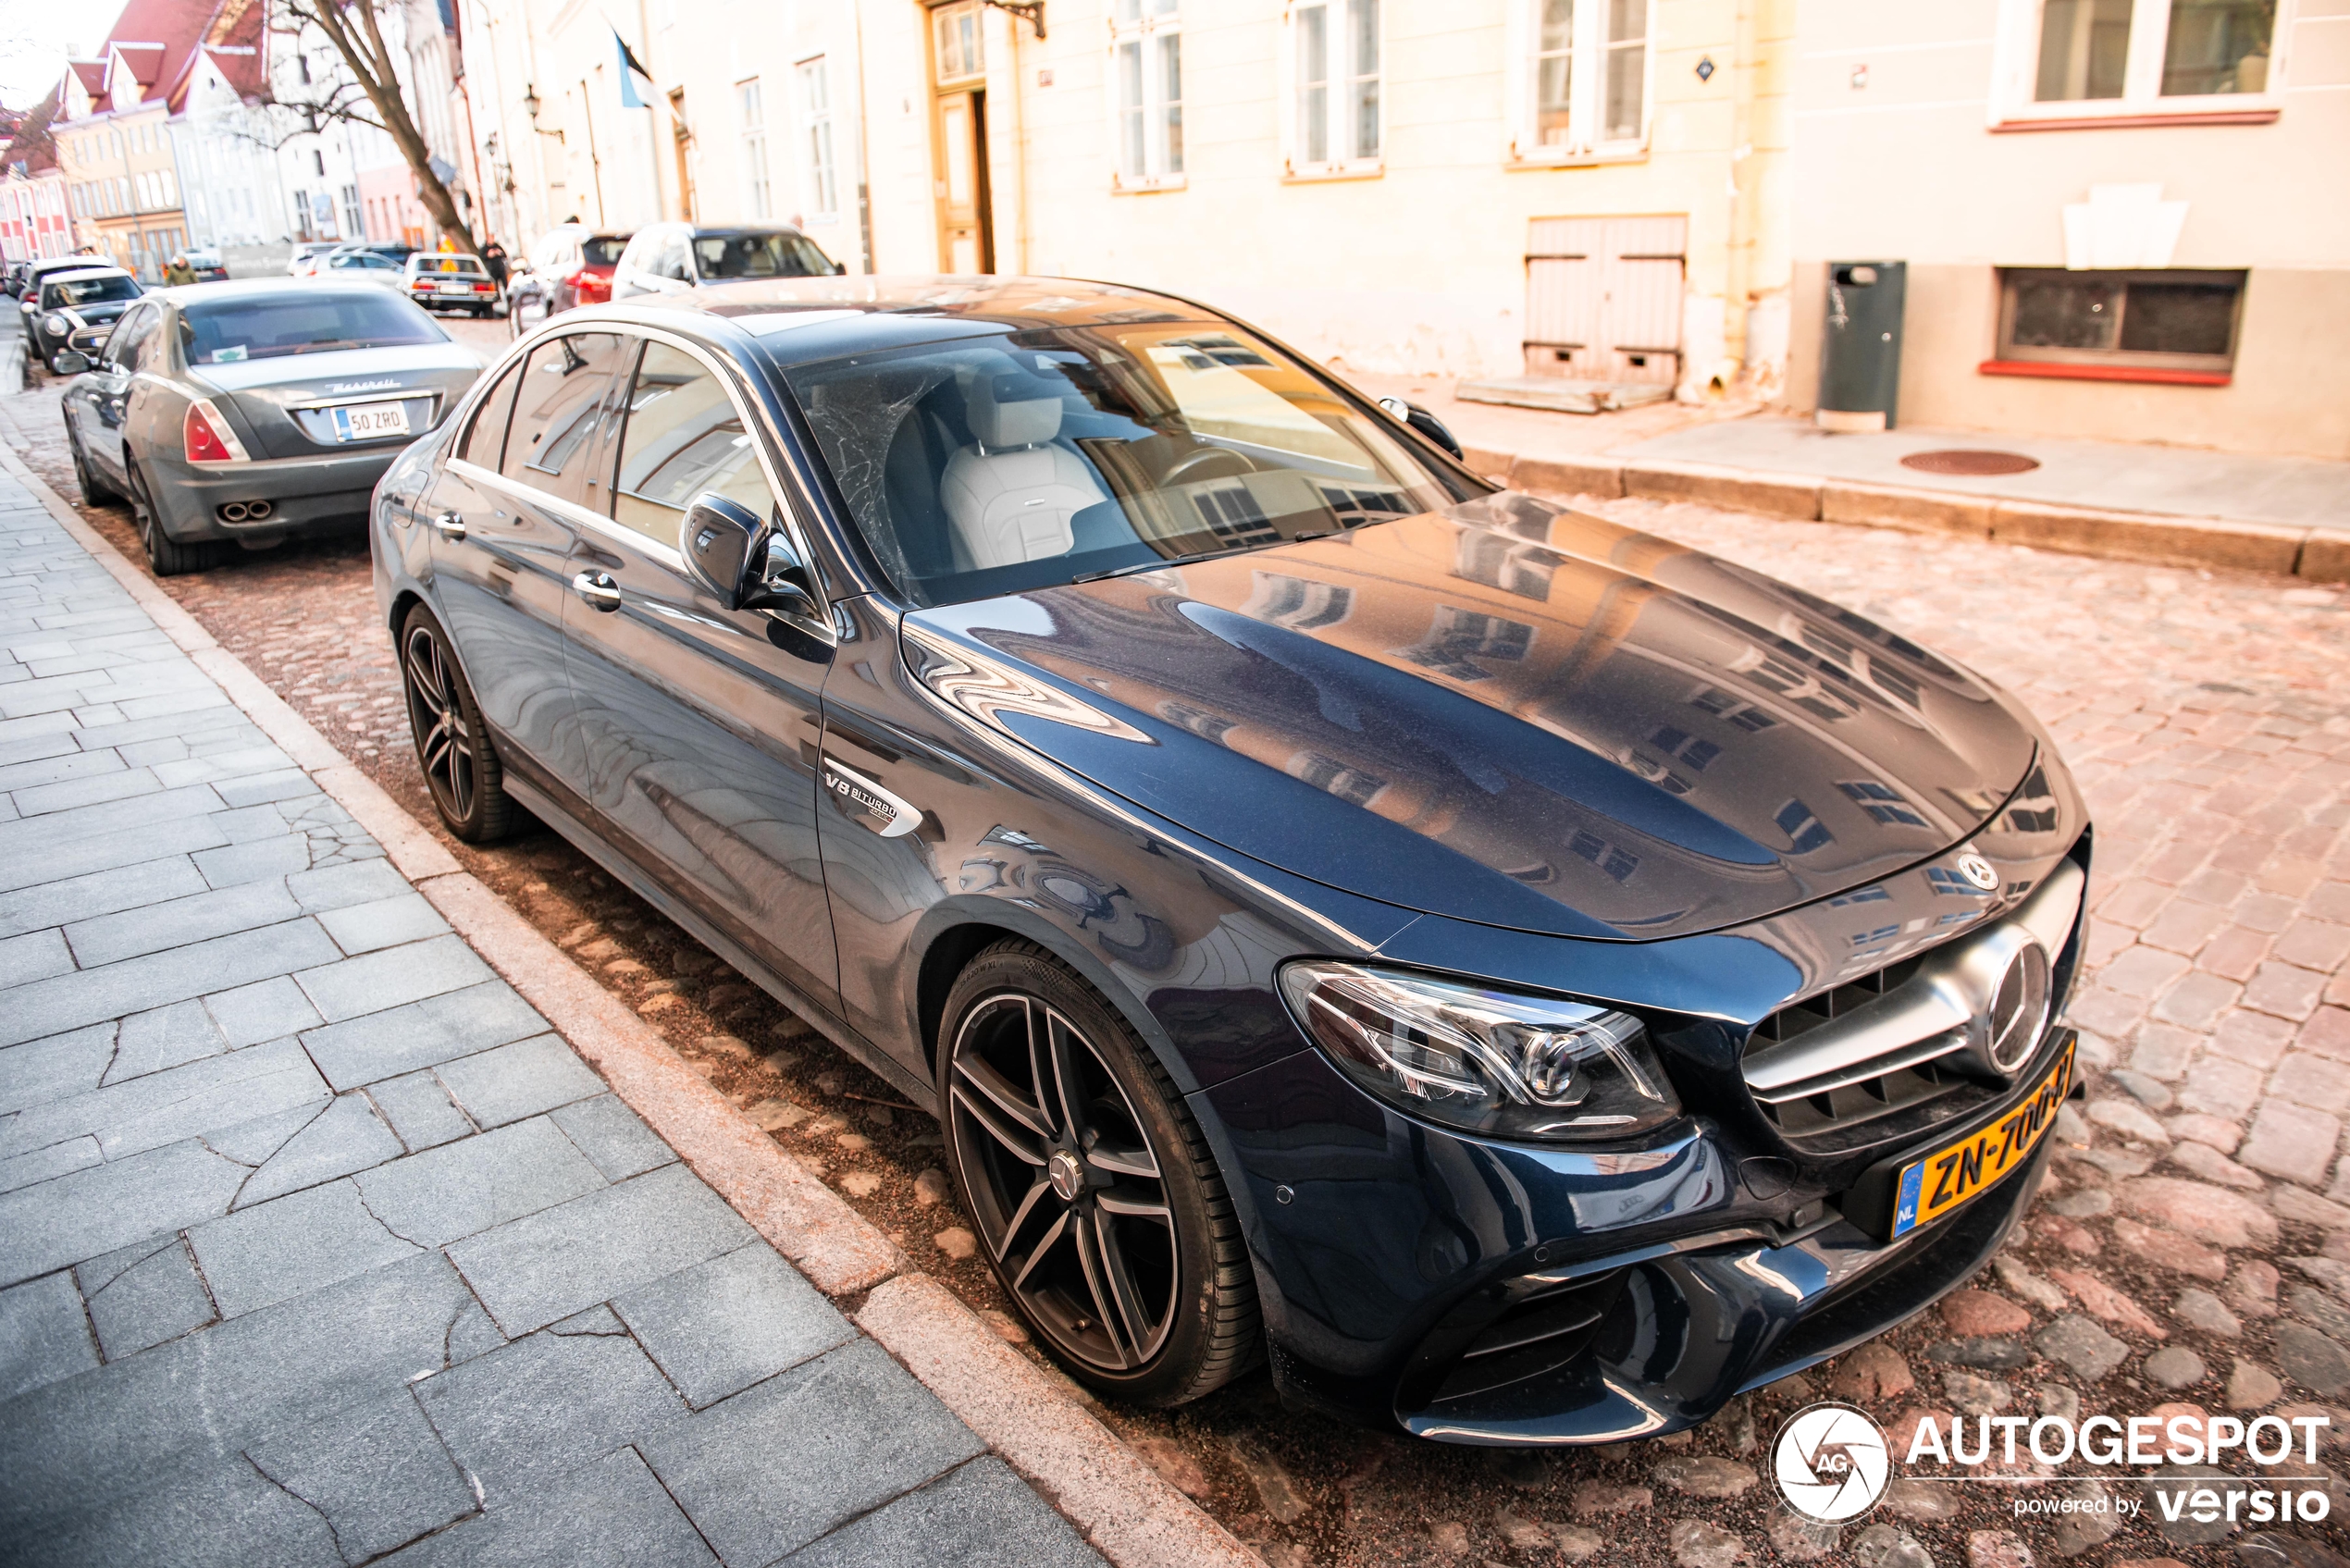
left=940, top=375, right=1107, bottom=570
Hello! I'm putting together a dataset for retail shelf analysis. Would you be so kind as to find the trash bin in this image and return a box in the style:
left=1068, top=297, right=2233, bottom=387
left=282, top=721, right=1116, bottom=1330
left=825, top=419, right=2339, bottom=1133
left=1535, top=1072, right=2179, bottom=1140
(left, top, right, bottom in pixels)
left=1816, top=261, right=1906, bottom=433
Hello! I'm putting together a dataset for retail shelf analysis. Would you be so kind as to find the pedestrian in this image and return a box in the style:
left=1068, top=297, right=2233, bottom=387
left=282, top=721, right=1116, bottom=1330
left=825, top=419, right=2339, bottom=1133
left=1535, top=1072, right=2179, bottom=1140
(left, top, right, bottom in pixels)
left=481, top=238, right=509, bottom=285
left=162, top=253, right=198, bottom=286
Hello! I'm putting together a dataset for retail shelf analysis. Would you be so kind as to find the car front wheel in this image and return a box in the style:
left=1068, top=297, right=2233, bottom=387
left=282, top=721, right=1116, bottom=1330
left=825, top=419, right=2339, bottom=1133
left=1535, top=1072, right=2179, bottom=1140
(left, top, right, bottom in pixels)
left=938, top=941, right=1260, bottom=1406
left=400, top=605, right=514, bottom=842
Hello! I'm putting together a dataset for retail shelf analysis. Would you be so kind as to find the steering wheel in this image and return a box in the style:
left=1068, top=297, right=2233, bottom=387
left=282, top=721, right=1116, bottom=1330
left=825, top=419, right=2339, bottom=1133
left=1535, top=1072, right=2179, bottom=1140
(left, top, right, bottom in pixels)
left=1159, top=443, right=1255, bottom=488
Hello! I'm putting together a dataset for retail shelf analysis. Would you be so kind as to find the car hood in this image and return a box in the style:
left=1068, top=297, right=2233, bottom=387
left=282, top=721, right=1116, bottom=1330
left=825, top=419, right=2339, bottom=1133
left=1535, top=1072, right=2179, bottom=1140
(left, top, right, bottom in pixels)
left=901, top=496, right=2041, bottom=941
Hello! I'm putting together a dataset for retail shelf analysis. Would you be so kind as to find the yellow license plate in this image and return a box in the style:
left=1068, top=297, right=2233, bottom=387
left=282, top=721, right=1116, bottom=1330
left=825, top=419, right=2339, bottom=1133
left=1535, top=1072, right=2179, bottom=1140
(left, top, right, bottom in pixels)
left=1891, top=1038, right=2074, bottom=1239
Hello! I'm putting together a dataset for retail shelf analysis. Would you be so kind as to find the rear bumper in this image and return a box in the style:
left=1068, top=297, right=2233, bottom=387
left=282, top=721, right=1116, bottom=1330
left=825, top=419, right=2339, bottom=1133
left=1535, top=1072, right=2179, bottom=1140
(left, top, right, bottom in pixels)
left=146, top=448, right=404, bottom=541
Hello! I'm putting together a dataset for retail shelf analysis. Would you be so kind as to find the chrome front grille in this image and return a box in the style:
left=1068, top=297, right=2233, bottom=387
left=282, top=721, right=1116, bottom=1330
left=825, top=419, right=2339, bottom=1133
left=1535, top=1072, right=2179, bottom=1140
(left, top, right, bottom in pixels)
left=1743, top=860, right=2084, bottom=1154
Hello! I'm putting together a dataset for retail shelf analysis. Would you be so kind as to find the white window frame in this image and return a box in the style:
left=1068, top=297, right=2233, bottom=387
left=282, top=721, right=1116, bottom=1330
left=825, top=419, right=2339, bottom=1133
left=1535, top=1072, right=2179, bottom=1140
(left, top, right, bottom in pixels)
left=796, top=57, right=839, bottom=221
left=1503, top=0, right=1655, bottom=164
left=1108, top=1, right=1185, bottom=191
left=1282, top=0, right=1383, bottom=179
left=1987, top=0, right=2292, bottom=128
left=737, top=78, right=771, bottom=221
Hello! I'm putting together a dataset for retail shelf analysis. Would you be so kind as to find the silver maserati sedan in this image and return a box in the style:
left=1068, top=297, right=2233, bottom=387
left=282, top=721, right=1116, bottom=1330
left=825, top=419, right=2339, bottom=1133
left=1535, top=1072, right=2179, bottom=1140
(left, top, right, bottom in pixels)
left=56, top=278, right=482, bottom=574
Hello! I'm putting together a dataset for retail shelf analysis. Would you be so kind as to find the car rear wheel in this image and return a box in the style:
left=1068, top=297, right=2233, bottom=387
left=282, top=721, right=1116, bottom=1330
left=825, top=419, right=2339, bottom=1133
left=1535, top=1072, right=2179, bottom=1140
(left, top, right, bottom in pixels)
left=938, top=941, right=1259, bottom=1406
left=127, top=464, right=213, bottom=576
left=400, top=605, right=515, bottom=843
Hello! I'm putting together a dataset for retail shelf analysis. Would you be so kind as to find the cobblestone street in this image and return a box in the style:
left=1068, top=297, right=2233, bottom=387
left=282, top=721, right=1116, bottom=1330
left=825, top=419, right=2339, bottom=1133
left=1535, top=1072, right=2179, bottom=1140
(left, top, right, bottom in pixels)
left=6, top=330, right=2350, bottom=1567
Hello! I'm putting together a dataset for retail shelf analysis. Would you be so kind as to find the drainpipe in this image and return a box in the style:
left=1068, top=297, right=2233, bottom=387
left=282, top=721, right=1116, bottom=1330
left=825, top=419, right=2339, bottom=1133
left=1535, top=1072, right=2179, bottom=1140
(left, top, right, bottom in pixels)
left=1723, top=0, right=1761, bottom=389
left=849, top=0, right=877, bottom=274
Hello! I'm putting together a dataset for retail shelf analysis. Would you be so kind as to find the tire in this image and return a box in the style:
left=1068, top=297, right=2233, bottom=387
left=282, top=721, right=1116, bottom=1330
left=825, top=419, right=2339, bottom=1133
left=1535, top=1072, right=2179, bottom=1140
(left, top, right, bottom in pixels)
left=127, top=464, right=213, bottom=576
left=937, top=941, right=1259, bottom=1406
left=399, top=604, right=515, bottom=843
left=69, top=434, right=117, bottom=506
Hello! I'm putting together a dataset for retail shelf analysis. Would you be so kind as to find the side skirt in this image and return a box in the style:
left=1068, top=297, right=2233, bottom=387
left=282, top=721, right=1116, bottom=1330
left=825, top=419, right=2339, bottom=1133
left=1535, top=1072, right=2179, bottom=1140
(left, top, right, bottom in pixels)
left=499, top=767, right=941, bottom=1117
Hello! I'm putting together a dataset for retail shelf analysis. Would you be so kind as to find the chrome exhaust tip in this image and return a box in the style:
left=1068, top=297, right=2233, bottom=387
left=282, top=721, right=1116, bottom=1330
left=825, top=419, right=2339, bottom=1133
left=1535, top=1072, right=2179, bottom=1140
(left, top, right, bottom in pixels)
left=220, top=501, right=249, bottom=522
left=246, top=499, right=273, bottom=520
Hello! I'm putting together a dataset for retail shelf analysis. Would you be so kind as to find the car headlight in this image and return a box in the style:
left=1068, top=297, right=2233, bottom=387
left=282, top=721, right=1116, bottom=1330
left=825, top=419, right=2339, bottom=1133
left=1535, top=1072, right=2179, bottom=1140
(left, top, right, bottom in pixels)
left=43, top=315, right=65, bottom=336
left=1277, top=961, right=1682, bottom=1142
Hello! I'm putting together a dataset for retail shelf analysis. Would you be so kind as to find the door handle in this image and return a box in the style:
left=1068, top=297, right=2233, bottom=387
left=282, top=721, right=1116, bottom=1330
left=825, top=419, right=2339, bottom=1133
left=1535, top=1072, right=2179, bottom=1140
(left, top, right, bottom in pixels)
left=431, top=510, right=466, bottom=540
left=572, top=570, right=622, bottom=612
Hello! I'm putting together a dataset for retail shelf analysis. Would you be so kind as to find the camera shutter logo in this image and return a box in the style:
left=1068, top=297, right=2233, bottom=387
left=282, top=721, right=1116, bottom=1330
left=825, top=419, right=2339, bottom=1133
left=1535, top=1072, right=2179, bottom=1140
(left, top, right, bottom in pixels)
left=1775, top=1402, right=1890, bottom=1523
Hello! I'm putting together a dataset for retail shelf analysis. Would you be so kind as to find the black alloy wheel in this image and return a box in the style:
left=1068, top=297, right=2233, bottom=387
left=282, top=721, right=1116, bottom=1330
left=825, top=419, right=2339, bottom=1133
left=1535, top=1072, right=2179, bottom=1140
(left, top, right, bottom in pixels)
left=400, top=605, right=514, bottom=842
left=939, top=942, right=1259, bottom=1405
left=126, top=464, right=213, bottom=576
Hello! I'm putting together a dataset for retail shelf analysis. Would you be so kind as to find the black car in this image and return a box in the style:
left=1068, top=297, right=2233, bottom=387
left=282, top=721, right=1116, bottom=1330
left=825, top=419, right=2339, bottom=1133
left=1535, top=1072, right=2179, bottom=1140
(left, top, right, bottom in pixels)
left=372, top=278, right=2089, bottom=1440
left=30, top=267, right=142, bottom=373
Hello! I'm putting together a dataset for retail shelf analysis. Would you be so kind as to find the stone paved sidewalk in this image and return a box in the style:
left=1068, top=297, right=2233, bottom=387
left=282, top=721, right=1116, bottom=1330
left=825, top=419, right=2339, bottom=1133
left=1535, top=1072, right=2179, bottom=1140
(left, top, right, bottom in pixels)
left=0, top=475, right=1103, bottom=1566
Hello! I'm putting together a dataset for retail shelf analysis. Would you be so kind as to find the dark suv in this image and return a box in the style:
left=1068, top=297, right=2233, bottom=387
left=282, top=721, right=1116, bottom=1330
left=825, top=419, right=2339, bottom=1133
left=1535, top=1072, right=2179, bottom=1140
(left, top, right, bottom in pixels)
left=373, top=277, right=2088, bottom=1442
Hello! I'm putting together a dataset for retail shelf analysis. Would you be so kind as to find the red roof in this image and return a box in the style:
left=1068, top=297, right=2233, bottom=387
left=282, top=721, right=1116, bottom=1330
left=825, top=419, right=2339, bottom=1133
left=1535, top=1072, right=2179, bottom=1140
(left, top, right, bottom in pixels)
left=68, top=60, right=109, bottom=101
left=93, top=0, right=229, bottom=111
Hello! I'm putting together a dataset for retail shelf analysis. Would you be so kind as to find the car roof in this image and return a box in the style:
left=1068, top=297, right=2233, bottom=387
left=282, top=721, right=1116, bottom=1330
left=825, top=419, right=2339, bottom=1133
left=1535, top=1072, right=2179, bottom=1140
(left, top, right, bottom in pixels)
left=571, top=275, right=1219, bottom=367
left=43, top=267, right=133, bottom=283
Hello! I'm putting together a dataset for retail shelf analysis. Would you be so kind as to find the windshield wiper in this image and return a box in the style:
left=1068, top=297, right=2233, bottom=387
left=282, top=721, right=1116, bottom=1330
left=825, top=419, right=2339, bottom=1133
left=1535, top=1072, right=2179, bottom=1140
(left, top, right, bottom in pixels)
left=1070, top=549, right=1231, bottom=584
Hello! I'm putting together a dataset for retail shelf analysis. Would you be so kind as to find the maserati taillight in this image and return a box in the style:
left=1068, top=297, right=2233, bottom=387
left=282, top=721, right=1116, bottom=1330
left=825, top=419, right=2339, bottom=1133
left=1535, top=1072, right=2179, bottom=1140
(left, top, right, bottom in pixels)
left=184, top=400, right=250, bottom=464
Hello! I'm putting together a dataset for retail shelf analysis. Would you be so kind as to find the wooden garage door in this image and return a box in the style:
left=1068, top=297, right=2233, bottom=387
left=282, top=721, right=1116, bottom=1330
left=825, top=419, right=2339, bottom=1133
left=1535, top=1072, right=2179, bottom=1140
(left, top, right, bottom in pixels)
left=1524, top=215, right=1687, bottom=385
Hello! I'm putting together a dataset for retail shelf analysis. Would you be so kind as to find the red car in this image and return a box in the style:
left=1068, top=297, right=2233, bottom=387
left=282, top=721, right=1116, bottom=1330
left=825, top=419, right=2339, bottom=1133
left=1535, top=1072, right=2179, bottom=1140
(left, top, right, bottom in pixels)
left=532, top=227, right=628, bottom=311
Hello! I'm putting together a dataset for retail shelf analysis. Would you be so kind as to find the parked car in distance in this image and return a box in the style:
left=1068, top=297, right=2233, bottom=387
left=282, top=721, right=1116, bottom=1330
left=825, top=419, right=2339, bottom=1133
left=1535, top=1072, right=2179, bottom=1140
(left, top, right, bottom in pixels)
left=287, top=241, right=341, bottom=277
left=370, top=276, right=2089, bottom=1440
left=608, top=222, right=836, bottom=302
left=314, top=250, right=408, bottom=290
left=57, top=278, right=481, bottom=574
left=182, top=249, right=232, bottom=283
left=404, top=253, right=501, bottom=316
left=335, top=241, right=416, bottom=266
left=17, top=254, right=117, bottom=325
left=31, top=267, right=143, bottom=374
left=527, top=225, right=628, bottom=314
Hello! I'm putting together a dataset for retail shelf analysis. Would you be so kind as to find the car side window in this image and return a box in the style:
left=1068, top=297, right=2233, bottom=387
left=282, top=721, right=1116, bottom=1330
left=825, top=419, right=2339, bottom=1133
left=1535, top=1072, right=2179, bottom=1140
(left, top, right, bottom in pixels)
left=108, top=306, right=159, bottom=372
left=501, top=332, right=628, bottom=504
left=609, top=341, right=776, bottom=549
left=655, top=231, right=692, bottom=281
left=457, top=360, right=523, bottom=470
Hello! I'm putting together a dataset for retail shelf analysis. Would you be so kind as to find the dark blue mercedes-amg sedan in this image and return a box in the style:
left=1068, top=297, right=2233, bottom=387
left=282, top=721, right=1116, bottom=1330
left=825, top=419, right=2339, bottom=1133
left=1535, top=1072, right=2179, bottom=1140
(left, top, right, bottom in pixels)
left=370, top=276, right=2089, bottom=1444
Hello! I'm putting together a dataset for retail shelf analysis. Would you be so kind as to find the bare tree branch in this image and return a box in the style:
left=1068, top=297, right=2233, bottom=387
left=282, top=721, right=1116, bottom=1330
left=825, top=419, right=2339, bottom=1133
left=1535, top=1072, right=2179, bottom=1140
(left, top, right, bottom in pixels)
left=260, top=0, right=476, bottom=250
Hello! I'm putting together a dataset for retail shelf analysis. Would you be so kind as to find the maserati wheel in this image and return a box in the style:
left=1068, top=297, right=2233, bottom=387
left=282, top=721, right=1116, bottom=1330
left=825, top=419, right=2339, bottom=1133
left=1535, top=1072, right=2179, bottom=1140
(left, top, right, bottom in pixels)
left=128, top=465, right=211, bottom=576
left=938, top=941, right=1259, bottom=1405
left=400, top=605, right=514, bottom=842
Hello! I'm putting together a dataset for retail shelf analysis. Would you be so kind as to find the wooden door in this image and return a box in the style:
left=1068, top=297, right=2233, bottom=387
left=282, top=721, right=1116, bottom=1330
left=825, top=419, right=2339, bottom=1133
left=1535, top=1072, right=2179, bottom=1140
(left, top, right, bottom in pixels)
left=927, top=1, right=993, bottom=273
left=1523, top=215, right=1687, bottom=384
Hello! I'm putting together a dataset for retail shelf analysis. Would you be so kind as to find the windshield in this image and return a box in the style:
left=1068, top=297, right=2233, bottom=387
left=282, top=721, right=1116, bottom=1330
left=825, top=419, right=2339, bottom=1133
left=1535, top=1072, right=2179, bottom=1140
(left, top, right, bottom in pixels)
left=180, top=291, right=449, bottom=363
left=693, top=231, right=835, bottom=280
left=785, top=323, right=1470, bottom=608
left=583, top=236, right=627, bottom=266
left=46, top=276, right=140, bottom=307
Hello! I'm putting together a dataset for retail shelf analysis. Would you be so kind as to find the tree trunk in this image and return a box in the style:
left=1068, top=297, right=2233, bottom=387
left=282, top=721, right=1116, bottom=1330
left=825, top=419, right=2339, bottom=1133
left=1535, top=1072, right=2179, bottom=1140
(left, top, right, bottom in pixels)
left=285, top=0, right=477, bottom=253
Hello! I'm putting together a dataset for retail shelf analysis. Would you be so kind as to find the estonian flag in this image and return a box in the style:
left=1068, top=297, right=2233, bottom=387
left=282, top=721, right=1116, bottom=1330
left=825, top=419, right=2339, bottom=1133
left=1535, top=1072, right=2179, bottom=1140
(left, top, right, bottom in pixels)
left=614, top=28, right=655, bottom=109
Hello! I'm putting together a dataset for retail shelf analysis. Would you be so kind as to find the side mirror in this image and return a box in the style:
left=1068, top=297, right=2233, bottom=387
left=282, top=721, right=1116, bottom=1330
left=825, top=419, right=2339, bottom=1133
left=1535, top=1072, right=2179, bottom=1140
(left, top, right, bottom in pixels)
left=51, top=351, right=90, bottom=376
left=1378, top=396, right=1466, bottom=462
left=682, top=491, right=819, bottom=621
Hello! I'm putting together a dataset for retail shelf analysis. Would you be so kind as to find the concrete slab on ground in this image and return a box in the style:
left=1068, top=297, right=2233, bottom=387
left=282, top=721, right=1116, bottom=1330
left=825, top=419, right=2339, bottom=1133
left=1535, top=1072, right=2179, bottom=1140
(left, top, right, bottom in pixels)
left=1609, top=415, right=2350, bottom=534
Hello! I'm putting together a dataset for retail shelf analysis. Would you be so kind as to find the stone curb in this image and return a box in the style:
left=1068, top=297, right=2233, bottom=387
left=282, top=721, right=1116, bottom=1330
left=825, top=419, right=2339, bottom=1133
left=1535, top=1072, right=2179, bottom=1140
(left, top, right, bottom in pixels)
left=1485, top=448, right=2344, bottom=583
left=858, top=1276, right=1264, bottom=1568
left=0, top=441, right=1257, bottom=1568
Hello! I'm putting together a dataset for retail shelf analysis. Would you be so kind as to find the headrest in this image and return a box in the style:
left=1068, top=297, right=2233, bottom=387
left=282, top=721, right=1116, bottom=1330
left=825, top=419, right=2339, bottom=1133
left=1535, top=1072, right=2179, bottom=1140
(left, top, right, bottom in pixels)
left=968, top=371, right=1062, bottom=449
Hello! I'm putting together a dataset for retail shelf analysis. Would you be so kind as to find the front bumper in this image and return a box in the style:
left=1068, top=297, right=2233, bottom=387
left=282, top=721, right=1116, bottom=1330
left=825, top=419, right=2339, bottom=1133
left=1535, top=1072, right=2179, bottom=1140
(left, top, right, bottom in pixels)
left=1200, top=1019, right=2069, bottom=1444
left=148, top=448, right=410, bottom=542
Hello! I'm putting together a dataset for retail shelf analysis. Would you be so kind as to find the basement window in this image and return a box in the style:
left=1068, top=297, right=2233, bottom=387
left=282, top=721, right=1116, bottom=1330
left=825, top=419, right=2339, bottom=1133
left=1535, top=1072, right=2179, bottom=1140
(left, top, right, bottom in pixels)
left=1985, top=267, right=2245, bottom=384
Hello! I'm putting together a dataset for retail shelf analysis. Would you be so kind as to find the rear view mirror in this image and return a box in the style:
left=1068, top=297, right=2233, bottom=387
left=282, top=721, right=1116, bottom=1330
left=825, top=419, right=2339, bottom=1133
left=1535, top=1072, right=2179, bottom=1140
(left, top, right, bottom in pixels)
left=683, top=492, right=819, bottom=622
left=51, top=351, right=90, bottom=376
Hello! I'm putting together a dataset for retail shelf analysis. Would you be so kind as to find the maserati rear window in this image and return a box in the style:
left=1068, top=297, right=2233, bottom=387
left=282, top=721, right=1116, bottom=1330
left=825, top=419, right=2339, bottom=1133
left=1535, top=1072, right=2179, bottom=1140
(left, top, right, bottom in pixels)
left=180, top=292, right=448, bottom=363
